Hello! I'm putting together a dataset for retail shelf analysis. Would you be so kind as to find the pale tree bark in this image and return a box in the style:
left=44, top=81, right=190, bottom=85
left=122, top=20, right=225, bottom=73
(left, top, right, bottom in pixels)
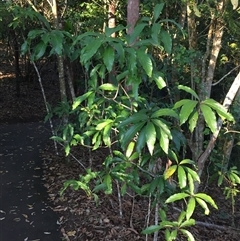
left=108, top=0, right=118, bottom=37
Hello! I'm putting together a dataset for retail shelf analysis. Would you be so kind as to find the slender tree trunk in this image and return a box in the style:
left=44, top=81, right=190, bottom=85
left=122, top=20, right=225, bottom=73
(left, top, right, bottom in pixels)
left=108, top=0, right=118, bottom=37
left=127, top=0, right=140, bottom=35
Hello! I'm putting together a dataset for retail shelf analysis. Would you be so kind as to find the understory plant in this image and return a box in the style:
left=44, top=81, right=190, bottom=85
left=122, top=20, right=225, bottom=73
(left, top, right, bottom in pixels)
left=21, top=4, right=235, bottom=240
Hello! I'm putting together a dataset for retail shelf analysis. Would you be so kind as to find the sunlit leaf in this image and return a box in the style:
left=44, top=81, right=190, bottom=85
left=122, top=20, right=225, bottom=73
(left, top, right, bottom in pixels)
left=164, top=165, right=177, bottom=179
left=165, top=192, right=190, bottom=203
left=196, top=197, right=209, bottom=215
left=96, top=119, right=113, bottom=130
left=160, top=30, right=172, bottom=54
left=178, top=166, right=187, bottom=189
left=99, top=83, right=117, bottom=91
left=126, top=141, right=135, bottom=158
left=195, top=193, right=218, bottom=209
left=145, top=122, right=156, bottom=155
left=186, top=197, right=196, bottom=220
left=152, top=72, right=166, bottom=89
left=178, top=85, right=199, bottom=100
left=151, top=108, right=178, bottom=119
left=189, top=110, right=199, bottom=133
left=180, top=229, right=196, bottom=241
left=184, top=167, right=200, bottom=183
left=179, top=100, right=198, bottom=125
left=200, top=104, right=217, bottom=133
left=72, top=91, right=93, bottom=110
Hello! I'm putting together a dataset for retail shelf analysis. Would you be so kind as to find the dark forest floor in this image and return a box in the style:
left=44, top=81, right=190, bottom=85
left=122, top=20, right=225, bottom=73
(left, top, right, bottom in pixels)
left=1, top=42, right=240, bottom=241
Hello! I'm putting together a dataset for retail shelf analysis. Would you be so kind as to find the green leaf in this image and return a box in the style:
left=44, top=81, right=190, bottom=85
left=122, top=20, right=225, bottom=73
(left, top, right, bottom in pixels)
left=99, top=83, right=117, bottom=91
left=180, top=229, right=196, bottom=241
left=178, top=211, right=186, bottom=224
left=103, top=46, right=115, bottom=72
left=151, top=119, right=172, bottom=138
left=202, top=99, right=234, bottom=121
left=164, top=165, right=177, bottom=179
left=137, top=49, right=153, bottom=77
left=179, top=100, right=198, bottom=125
left=96, top=119, right=113, bottom=130
left=72, top=91, right=93, bottom=110
left=160, top=30, right=172, bottom=54
left=165, top=193, right=190, bottom=203
left=178, top=166, right=187, bottom=189
left=196, top=198, right=210, bottom=215
left=200, top=104, right=217, bottom=133
left=195, top=193, right=218, bottom=209
left=173, top=99, right=192, bottom=109
left=121, top=122, right=145, bottom=149
left=118, top=111, right=148, bottom=127
left=145, top=122, right=156, bottom=155
left=103, top=123, right=113, bottom=147
left=81, top=37, right=102, bottom=64
left=126, top=48, right=137, bottom=74
left=188, top=173, right=194, bottom=195
left=126, top=141, right=135, bottom=158
left=152, top=72, right=166, bottom=89
left=128, top=23, right=148, bottom=45
left=178, top=85, right=199, bottom=100
left=179, top=159, right=195, bottom=165
left=153, top=3, right=165, bottom=22
left=34, top=41, right=47, bottom=60
left=104, top=24, right=125, bottom=37
left=184, top=167, right=200, bottom=183
left=104, top=174, right=112, bottom=194
left=189, top=110, right=199, bottom=133
left=136, top=127, right=146, bottom=152
left=151, top=108, right=178, bottom=119
left=180, top=218, right=196, bottom=228
left=186, top=197, right=196, bottom=220
left=160, top=127, right=170, bottom=154
left=141, top=225, right=161, bottom=234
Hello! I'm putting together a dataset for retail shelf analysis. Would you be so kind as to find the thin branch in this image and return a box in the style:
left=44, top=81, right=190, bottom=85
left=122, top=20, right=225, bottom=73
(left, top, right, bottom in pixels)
left=212, top=65, right=240, bottom=86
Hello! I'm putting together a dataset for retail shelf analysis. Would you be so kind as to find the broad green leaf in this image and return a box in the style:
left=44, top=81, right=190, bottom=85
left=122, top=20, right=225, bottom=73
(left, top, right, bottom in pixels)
left=160, top=127, right=170, bottom=153
left=104, top=174, right=112, bottom=194
left=179, top=100, right=198, bottom=125
left=103, top=123, right=113, bottom=147
left=178, top=85, right=199, bottom=100
left=103, top=46, right=115, bottom=72
left=126, top=141, right=135, bottom=158
left=141, top=225, right=161, bottom=234
left=186, top=197, right=196, bottom=220
left=121, top=122, right=145, bottom=149
left=136, top=127, right=146, bottom=152
left=93, top=134, right=101, bottom=150
left=151, top=108, right=178, bottom=119
left=178, top=166, right=187, bottom=189
left=129, top=152, right=139, bottom=161
left=137, top=49, right=153, bottom=77
left=151, top=23, right=161, bottom=44
left=195, top=193, right=218, bottom=209
left=99, top=83, right=117, bottom=91
left=145, top=122, right=156, bottom=155
left=164, top=165, right=177, bottom=179
left=34, top=41, right=47, bottom=60
left=184, top=167, right=200, bottom=183
left=81, top=38, right=102, bottom=64
left=200, top=104, right=217, bottom=133
left=128, top=23, right=148, bottom=45
left=126, top=48, right=137, bottom=74
left=180, top=219, right=196, bottom=228
left=193, top=4, right=201, bottom=17
left=173, top=99, right=192, bottom=109
left=152, top=72, right=166, bottom=89
left=159, top=209, right=167, bottom=221
left=118, top=111, right=148, bottom=127
left=104, top=24, right=125, bottom=37
left=160, top=30, right=172, bottom=54
left=113, top=42, right=125, bottom=67
left=189, top=110, right=199, bottom=133
left=116, top=70, right=129, bottom=81
left=202, top=98, right=234, bottom=121
left=151, top=119, right=172, bottom=138
left=179, top=159, right=195, bottom=165
left=188, top=173, right=194, bottom=195
left=196, top=198, right=209, bottom=215
left=165, top=192, right=190, bottom=203
left=180, top=229, right=196, bottom=241
left=153, top=3, right=165, bottom=22
left=96, top=119, right=113, bottom=130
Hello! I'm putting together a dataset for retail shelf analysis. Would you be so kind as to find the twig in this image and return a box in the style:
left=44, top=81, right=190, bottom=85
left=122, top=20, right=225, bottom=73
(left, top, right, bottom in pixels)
left=195, top=221, right=240, bottom=231
left=116, top=180, right=123, bottom=219
left=153, top=201, right=159, bottom=241
left=145, top=194, right=152, bottom=241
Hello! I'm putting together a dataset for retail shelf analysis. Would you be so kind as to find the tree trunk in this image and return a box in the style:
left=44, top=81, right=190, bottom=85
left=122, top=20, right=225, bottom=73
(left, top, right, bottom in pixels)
left=108, top=0, right=118, bottom=37
left=127, top=0, right=140, bottom=35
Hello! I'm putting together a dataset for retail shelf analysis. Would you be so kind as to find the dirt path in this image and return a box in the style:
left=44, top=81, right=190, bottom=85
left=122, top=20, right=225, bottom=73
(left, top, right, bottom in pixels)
left=0, top=121, right=61, bottom=241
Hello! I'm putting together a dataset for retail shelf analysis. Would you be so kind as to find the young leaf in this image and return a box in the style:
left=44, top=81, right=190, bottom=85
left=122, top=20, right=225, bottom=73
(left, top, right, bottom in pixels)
left=104, top=174, right=112, bottom=194
left=72, top=91, right=93, bottom=110
left=99, top=83, right=117, bottom=91
left=137, top=49, right=153, bottom=77
left=165, top=193, right=190, bottom=203
left=103, top=123, right=113, bottom=147
left=188, top=173, right=194, bottom=195
left=186, top=197, right=196, bottom=220
left=96, top=119, right=113, bottom=130
left=200, top=104, right=217, bottom=133
left=152, top=72, right=166, bottom=89
left=196, top=198, right=210, bottom=215
left=178, top=85, right=199, bottom=100
left=126, top=141, right=135, bottom=158
left=180, top=229, right=196, bottom=241
left=103, top=46, right=115, bottom=72
left=145, top=122, right=156, bottom=155
left=195, top=193, right=218, bottom=209
left=178, top=166, right=187, bottom=189
left=179, top=100, right=198, bottom=125
left=184, top=167, right=200, bottom=183
left=202, top=98, right=234, bottom=121
left=160, top=127, right=170, bottom=154
left=164, top=165, right=177, bottom=179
